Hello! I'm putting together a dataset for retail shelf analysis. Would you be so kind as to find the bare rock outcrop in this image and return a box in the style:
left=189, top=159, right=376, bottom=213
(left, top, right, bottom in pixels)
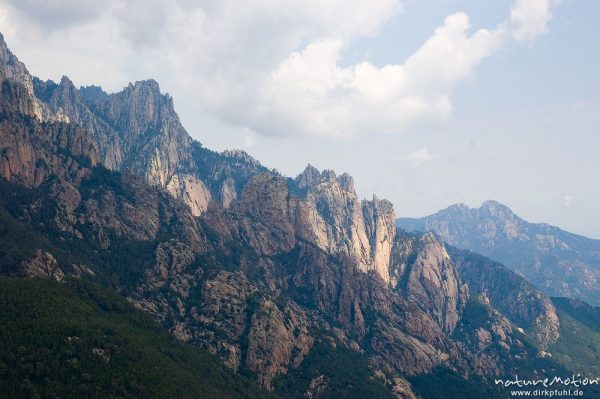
left=166, top=173, right=212, bottom=216
left=95, top=79, right=194, bottom=187
left=144, top=240, right=196, bottom=291
left=453, top=293, right=529, bottom=376
left=305, top=374, right=329, bottom=399
left=292, top=165, right=396, bottom=284
left=391, top=232, right=469, bottom=334
left=288, top=243, right=455, bottom=377
left=240, top=173, right=297, bottom=254
left=22, top=250, right=65, bottom=281
left=0, top=33, right=52, bottom=121
left=391, top=377, right=418, bottom=399
left=0, top=43, right=99, bottom=190
left=246, top=299, right=313, bottom=389
left=219, top=177, right=237, bottom=208
left=36, top=75, right=206, bottom=214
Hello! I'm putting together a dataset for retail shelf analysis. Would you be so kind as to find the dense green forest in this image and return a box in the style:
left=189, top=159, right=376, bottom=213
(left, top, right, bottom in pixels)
left=410, top=367, right=503, bottom=399
left=549, top=297, right=600, bottom=376
left=0, top=277, right=273, bottom=399
left=273, top=341, right=395, bottom=399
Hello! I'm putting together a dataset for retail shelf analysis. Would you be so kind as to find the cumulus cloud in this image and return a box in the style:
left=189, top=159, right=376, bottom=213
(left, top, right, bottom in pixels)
left=562, top=194, right=575, bottom=208
left=404, top=147, right=436, bottom=167
left=254, top=12, right=504, bottom=137
left=0, top=0, right=558, bottom=138
left=2, top=0, right=105, bottom=31
left=510, top=0, right=558, bottom=41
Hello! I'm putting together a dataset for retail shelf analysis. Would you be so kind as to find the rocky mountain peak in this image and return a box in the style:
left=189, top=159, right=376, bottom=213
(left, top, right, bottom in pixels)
left=0, top=33, right=46, bottom=120
left=337, top=172, right=354, bottom=193
left=399, top=198, right=600, bottom=306
left=445, top=203, right=469, bottom=213
left=420, top=230, right=439, bottom=244
left=296, top=164, right=326, bottom=189
left=0, top=32, right=8, bottom=59
left=4, top=36, right=269, bottom=218
left=234, top=165, right=397, bottom=284
left=59, top=75, right=74, bottom=87
left=48, top=76, right=81, bottom=119
left=79, top=84, right=109, bottom=103
left=126, top=79, right=170, bottom=106
left=221, top=149, right=262, bottom=167
left=479, top=199, right=519, bottom=219
left=480, top=199, right=502, bottom=208
left=295, top=164, right=356, bottom=195
left=0, top=34, right=25, bottom=78
left=106, top=79, right=178, bottom=135
left=76, top=77, right=194, bottom=188
left=400, top=200, right=527, bottom=244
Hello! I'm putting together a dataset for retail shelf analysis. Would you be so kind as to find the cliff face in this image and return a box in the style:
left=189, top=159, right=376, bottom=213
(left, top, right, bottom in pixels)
left=34, top=76, right=207, bottom=212
left=293, top=166, right=396, bottom=284
left=35, top=77, right=124, bottom=171
left=397, top=200, right=600, bottom=305
left=0, top=48, right=98, bottom=189
left=391, top=232, right=469, bottom=334
left=32, top=72, right=268, bottom=216
left=0, top=33, right=47, bottom=121
left=0, top=32, right=576, bottom=397
left=89, top=79, right=193, bottom=186
left=0, top=115, right=98, bottom=188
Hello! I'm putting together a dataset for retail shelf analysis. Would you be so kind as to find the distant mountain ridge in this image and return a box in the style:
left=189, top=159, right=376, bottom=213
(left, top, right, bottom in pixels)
left=397, top=200, right=600, bottom=305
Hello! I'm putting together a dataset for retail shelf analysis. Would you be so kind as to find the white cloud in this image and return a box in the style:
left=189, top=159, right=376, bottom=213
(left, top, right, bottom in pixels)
left=510, top=0, right=558, bottom=41
left=0, top=0, right=558, bottom=138
left=571, top=100, right=588, bottom=109
left=253, top=12, right=506, bottom=137
left=404, top=147, right=436, bottom=167
left=242, top=128, right=256, bottom=148
left=562, top=194, right=575, bottom=208
left=2, top=0, right=105, bottom=31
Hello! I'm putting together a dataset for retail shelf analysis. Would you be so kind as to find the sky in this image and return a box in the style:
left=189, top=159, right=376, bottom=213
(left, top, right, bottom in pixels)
left=1, top=0, right=598, bottom=238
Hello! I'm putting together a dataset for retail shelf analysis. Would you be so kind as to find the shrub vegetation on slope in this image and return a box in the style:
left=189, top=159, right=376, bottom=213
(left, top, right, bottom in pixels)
left=0, top=277, right=273, bottom=399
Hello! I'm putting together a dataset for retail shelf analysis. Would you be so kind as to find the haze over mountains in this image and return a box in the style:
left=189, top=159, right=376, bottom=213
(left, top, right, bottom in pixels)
left=397, top=200, right=600, bottom=306
left=1, top=31, right=600, bottom=398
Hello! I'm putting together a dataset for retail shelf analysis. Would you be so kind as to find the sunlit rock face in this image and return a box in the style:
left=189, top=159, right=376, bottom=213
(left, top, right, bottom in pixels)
left=166, top=173, right=212, bottom=216
left=292, top=165, right=396, bottom=284
left=390, top=232, right=469, bottom=334
left=31, top=71, right=274, bottom=217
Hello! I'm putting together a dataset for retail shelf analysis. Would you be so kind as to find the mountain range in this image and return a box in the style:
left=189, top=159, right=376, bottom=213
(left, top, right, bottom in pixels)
left=1, top=32, right=600, bottom=398
left=397, top=200, right=600, bottom=305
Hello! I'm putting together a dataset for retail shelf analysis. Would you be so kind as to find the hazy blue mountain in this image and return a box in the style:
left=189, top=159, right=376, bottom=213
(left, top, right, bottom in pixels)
left=397, top=200, right=600, bottom=305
